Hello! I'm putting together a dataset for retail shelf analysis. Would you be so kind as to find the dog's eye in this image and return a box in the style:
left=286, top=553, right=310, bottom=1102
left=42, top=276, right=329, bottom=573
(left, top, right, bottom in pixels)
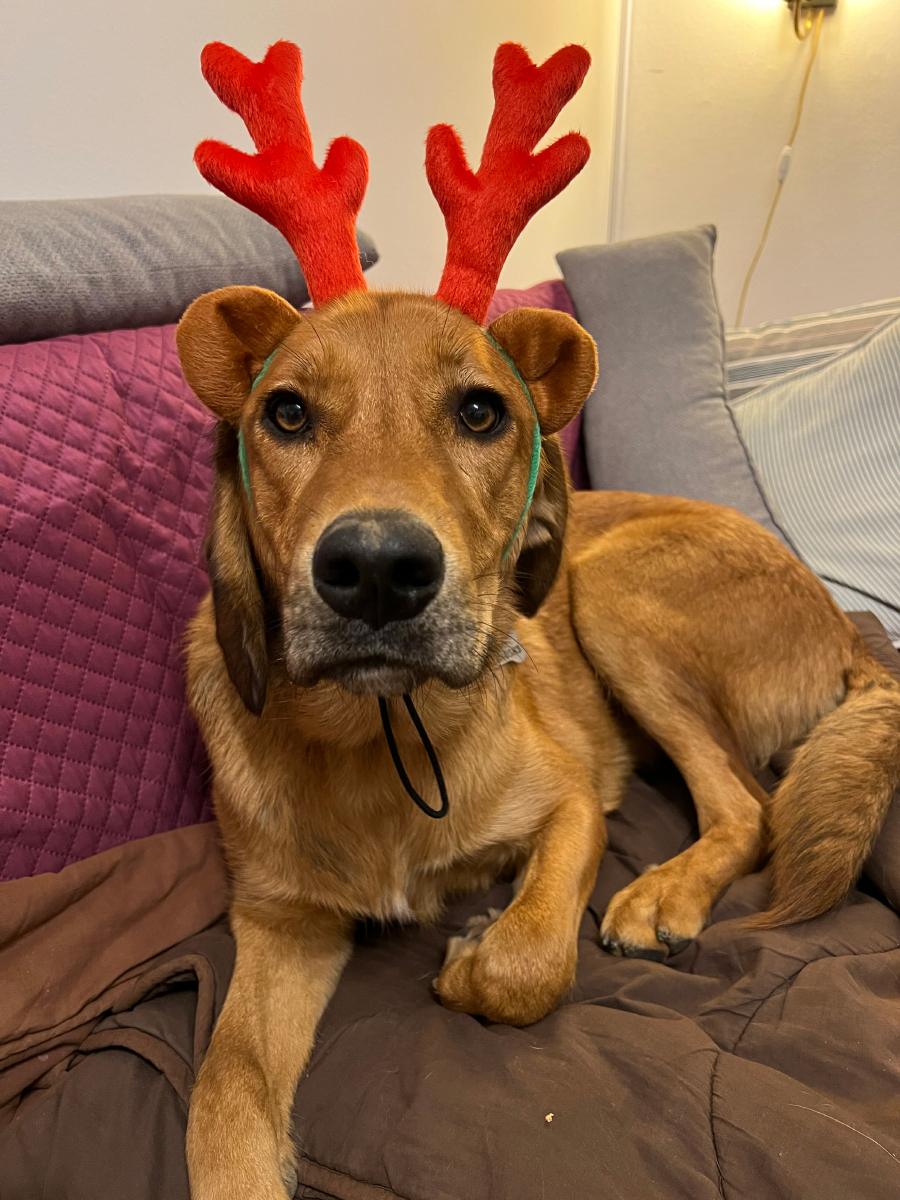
left=459, top=390, right=503, bottom=435
left=267, top=391, right=308, bottom=435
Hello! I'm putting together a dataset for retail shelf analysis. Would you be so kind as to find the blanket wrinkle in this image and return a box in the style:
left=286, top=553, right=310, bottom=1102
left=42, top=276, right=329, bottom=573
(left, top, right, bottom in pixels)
left=707, top=1050, right=728, bottom=1200
left=699, top=927, right=900, bottom=1059
left=0, top=822, right=229, bottom=1131
left=295, top=1154, right=410, bottom=1200
left=77, top=1026, right=194, bottom=1102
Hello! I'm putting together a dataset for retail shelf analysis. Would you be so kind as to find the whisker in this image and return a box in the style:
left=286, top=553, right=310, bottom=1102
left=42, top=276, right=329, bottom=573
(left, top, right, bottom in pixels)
left=298, top=308, right=325, bottom=353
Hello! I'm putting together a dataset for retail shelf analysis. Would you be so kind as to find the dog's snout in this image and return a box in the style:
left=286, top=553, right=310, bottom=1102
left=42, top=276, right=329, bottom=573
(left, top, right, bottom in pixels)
left=313, top=511, right=444, bottom=629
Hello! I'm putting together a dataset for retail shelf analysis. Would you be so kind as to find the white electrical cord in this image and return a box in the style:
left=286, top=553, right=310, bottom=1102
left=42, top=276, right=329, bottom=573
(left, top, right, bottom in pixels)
left=607, top=0, right=634, bottom=244
left=734, top=8, right=824, bottom=327
left=792, top=0, right=816, bottom=41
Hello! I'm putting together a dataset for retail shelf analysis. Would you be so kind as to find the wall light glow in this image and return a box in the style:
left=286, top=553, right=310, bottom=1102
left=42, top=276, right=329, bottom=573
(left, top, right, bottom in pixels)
left=736, top=0, right=784, bottom=11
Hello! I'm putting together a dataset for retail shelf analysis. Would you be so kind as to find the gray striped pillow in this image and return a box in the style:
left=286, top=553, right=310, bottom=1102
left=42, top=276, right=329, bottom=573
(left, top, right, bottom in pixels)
left=728, top=314, right=900, bottom=645
left=726, top=298, right=900, bottom=401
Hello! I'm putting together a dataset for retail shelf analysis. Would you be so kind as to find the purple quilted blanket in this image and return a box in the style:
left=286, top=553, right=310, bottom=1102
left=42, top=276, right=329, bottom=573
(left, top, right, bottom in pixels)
left=0, top=327, right=214, bottom=880
left=0, top=283, right=579, bottom=881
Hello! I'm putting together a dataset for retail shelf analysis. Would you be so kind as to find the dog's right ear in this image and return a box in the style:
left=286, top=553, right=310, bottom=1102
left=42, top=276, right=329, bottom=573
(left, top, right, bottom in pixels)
left=179, top=287, right=299, bottom=716
left=205, top=423, right=271, bottom=716
left=176, top=285, right=301, bottom=420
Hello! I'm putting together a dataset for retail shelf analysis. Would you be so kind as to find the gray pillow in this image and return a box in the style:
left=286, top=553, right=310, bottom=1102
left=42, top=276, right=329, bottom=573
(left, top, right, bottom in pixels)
left=557, top=227, right=787, bottom=544
left=0, top=194, right=379, bottom=345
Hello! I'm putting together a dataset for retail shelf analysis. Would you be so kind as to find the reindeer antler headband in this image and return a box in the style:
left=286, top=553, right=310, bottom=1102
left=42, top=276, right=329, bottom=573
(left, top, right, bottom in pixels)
left=195, top=39, right=591, bottom=324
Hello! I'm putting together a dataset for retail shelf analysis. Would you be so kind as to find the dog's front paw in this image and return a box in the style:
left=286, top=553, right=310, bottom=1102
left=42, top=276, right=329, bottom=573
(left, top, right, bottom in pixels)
left=600, top=864, right=705, bottom=960
left=440, top=908, right=504, bottom=970
left=434, top=909, right=575, bottom=1026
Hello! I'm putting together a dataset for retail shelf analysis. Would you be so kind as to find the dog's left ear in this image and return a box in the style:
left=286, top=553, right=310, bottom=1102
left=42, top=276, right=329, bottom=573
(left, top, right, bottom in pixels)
left=510, top=435, right=569, bottom=617
left=486, top=307, right=596, bottom=616
left=486, top=306, right=598, bottom=435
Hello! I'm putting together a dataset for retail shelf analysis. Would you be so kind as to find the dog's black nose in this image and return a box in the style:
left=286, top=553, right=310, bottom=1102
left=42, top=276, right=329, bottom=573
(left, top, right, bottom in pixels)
left=313, top=511, right=444, bottom=629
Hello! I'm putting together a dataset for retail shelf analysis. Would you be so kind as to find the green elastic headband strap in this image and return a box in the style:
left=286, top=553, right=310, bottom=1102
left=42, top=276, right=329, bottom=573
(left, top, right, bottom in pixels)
left=484, top=333, right=541, bottom=563
left=236, top=339, right=541, bottom=560
left=236, top=347, right=279, bottom=510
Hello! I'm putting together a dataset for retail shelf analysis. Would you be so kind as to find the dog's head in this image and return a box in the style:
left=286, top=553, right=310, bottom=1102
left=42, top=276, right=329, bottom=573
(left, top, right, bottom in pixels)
left=177, top=286, right=597, bottom=712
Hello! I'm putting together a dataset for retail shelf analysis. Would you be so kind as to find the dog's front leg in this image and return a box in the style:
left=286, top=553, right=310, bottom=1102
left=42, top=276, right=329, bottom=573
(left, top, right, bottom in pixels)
left=186, top=902, right=352, bottom=1200
left=435, top=767, right=608, bottom=1026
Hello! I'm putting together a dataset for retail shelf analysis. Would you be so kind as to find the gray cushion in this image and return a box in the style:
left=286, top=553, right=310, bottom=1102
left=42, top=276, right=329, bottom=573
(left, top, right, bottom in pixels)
left=729, top=313, right=900, bottom=646
left=557, top=227, right=787, bottom=544
left=0, top=194, right=379, bottom=345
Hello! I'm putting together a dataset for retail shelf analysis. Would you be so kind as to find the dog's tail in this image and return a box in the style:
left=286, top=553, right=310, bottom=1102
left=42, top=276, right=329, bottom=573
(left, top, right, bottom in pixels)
left=753, top=637, right=900, bottom=928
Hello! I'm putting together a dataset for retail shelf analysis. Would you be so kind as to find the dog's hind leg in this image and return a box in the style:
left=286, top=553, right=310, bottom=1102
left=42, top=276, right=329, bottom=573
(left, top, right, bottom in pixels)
left=186, top=903, right=352, bottom=1200
left=592, top=648, right=768, bottom=955
left=600, top=719, right=767, bottom=958
left=577, top=621, right=767, bottom=958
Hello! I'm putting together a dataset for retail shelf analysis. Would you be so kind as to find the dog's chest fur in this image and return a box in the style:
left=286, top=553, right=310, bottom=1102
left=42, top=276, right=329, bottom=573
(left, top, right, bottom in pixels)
left=188, top=588, right=623, bottom=922
left=211, top=702, right=553, bottom=922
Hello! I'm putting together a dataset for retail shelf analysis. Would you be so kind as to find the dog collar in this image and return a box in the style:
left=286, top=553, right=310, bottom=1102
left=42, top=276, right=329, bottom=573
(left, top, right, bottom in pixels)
left=496, top=629, right=528, bottom=667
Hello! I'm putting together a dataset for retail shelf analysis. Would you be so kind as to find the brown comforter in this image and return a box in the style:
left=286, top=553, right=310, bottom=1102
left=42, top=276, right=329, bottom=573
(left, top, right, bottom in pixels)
left=2, top=613, right=899, bottom=1200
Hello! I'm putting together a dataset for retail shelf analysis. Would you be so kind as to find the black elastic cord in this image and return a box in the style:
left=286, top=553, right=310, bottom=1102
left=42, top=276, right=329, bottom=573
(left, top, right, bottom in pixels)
left=378, top=695, right=449, bottom=819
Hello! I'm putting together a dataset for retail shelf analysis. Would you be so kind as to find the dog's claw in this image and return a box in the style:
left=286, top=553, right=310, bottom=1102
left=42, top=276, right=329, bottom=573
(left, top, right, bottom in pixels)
left=599, top=864, right=710, bottom=965
left=442, top=908, right=505, bottom=971
left=600, top=933, right=667, bottom=962
left=620, top=943, right=667, bottom=962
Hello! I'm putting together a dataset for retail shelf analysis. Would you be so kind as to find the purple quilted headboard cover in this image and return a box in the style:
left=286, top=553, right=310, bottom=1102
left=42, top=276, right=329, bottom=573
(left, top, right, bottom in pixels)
left=0, top=281, right=581, bottom=880
left=0, top=327, right=214, bottom=880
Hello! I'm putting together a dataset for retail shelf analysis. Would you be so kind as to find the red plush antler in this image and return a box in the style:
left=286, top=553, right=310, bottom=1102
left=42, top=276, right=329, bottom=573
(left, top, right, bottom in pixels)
left=427, top=43, right=591, bottom=324
left=195, top=41, right=369, bottom=307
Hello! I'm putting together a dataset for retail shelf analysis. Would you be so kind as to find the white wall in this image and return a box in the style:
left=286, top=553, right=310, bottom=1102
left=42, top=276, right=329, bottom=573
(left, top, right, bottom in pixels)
left=615, top=0, right=900, bottom=326
left=6, top=0, right=898, bottom=321
left=0, top=0, right=620, bottom=292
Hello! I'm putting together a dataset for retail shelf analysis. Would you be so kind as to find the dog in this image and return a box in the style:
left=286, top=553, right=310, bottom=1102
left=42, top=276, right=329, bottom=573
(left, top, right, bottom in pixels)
left=176, top=283, right=900, bottom=1200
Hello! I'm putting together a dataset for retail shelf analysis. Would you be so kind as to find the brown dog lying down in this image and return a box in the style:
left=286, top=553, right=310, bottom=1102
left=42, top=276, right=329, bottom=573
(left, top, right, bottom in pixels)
left=176, top=286, right=900, bottom=1200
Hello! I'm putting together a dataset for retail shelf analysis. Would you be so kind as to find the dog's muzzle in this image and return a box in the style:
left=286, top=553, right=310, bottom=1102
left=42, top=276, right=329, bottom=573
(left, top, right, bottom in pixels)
left=283, top=509, right=489, bottom=694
